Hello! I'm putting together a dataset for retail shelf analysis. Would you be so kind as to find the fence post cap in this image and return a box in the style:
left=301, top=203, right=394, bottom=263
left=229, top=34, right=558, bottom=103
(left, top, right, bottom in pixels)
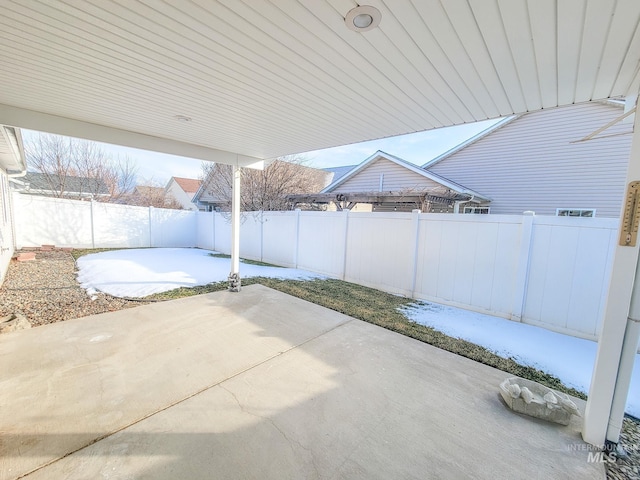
left=523, top=210, right=535, bottom=216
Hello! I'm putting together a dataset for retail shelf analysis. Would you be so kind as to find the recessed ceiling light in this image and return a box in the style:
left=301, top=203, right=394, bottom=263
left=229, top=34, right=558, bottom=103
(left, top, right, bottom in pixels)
left=345, top=5, right=381, bottom=32
left=174, top=115, right=192, bottom=122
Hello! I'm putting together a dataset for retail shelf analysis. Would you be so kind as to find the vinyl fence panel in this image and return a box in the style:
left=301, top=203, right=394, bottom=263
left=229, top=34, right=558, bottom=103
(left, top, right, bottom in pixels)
left=14, top=194, right=93, bottom=247
left=150, top=208, right=196, bottom=247
left=413, top=214, right=522, bottom=318
left=196, top=211, right=215, bottom=250
left=93, top=202, right=150, bottom=248
left=262, top=211, right=298, bottom=267
left=344, top=212, right=417, bottom=295
left=523, top=216, right=617, bottom=338
left=296, top=211, right=349, bottom=277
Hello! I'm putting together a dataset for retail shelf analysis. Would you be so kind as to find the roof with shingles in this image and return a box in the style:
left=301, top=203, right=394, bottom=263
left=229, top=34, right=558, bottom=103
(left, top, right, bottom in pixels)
left=172, top=177, right=201, bottom=194
left=23, top=172, right=109, bottom=195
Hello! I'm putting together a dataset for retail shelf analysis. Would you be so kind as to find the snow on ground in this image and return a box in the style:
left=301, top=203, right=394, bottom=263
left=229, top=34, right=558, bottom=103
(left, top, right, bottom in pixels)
left=402, top=301, right=640, bottom=418
left=76, top=248, right=323, bottom=298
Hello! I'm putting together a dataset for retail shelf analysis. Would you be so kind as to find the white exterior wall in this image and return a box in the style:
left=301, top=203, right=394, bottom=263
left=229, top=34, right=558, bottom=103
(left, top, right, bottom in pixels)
left=335, top=157, right=442, bottom=192
left=166, top=179, right=198, bottom=211
left=428, top=102, right=632, bottom=217
left=0, top=170, right=15, bottom=284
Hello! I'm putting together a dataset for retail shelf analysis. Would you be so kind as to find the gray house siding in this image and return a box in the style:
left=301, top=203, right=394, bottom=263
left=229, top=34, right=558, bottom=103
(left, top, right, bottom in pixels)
left=335, top=157, right=442, bottom=192
left=427, top=102, right=632, bottom=217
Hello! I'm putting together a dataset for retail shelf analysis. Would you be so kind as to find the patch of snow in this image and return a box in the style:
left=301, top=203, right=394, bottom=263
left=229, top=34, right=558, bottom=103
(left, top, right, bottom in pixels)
left=76, top=248, right=323, bottom=298
left=402, top=301, right=640, bottom=418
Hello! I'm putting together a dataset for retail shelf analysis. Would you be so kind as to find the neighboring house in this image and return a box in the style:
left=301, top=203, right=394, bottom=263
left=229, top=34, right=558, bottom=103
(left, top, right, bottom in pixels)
left=121, top=185, right=182, bottom=209
left=165, top=176, right=201, bottom=211
left=195, top=160, right=332, bottom=211
left=424, top=100, right=632, bottom=217
left=0, top=125, right=26, bottom=285
left=11, top=172, right=110, bottom=200
left=311, top=151, right=489, bottom=212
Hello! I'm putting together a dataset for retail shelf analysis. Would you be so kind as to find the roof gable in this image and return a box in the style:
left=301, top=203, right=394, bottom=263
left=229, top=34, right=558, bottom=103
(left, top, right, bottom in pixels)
left=422, top=100, right=627, bottom=169
left=422, top=116, right=518, bottom=168
left=322, top=151, right=489, bottom=200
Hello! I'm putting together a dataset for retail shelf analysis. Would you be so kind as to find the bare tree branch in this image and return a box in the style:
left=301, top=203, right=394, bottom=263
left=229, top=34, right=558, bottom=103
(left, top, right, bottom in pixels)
left=24, top=132, right=139, bottom=202
left=199, top=155, right=330, bottom=212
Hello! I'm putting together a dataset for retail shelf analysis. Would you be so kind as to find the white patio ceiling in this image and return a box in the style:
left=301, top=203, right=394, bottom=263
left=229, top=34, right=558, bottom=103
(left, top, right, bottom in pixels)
left=0, top=0, right=639, bottom=166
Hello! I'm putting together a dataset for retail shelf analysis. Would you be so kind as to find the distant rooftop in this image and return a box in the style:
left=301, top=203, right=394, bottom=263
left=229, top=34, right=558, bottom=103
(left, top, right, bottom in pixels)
left=172, top=177, right=202, bottom=194
left=323, top=165, right=356, bottom=184
left=22, top=172, right=109, bottom=196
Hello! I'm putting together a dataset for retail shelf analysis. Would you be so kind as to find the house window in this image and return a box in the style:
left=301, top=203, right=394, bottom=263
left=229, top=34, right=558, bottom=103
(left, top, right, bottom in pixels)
left=464, top=206, right=490, bottom=214
left=556, top=208, right=595, bottom=218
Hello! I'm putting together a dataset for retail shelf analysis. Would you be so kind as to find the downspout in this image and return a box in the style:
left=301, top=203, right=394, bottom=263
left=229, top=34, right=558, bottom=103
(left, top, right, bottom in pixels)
left=455, top=195, right=475, bottom=214
left=6, top=163, right=27, bottom=254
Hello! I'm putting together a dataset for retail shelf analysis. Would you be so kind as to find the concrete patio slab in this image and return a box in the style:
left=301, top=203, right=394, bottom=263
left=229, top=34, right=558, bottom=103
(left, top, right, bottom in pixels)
left=0, top=285, right=604, bottom=479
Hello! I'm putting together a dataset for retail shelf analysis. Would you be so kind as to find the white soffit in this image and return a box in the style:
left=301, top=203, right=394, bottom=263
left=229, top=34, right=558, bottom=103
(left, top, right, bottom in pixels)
left=0, top=0, right=639, bottom=162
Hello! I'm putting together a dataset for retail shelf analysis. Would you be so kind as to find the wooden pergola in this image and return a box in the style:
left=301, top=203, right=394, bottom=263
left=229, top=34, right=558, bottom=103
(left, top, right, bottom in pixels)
left=287, top=191, right=480, bottom=212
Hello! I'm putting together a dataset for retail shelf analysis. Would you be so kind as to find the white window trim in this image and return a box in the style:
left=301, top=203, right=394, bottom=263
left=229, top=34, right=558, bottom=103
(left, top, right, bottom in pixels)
left=555, top=208, right=596, bottom=217
left=463, top=206, right=490, bottom=214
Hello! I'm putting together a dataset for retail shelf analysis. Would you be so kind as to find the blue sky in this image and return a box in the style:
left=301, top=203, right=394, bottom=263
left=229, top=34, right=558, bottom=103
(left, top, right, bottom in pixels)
left=23, top=118, right=501, bottom=185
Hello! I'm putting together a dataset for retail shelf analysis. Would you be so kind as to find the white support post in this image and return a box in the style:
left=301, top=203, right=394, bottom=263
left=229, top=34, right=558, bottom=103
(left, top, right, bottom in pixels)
left=583, top=99, right=640, bottom=446
left=228, top=165, right=241, bottom=291
left=510, top=211, right=535, bottom=322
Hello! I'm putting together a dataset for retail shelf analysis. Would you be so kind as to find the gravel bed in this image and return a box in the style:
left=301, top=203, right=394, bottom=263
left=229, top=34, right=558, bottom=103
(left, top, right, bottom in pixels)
left=0, top=248, right=638, bottom=479
left=0, top=249, right=145, bottom=326
left=608, top=416, right=640, bottom=479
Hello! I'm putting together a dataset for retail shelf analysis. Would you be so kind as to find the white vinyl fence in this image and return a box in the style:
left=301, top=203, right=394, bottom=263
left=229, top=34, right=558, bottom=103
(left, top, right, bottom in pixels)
left=14, top=193, right=618, bottom=341
left=13, top=193, right=197, bottom=248
left=197, top=209, right=618, bottom=341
